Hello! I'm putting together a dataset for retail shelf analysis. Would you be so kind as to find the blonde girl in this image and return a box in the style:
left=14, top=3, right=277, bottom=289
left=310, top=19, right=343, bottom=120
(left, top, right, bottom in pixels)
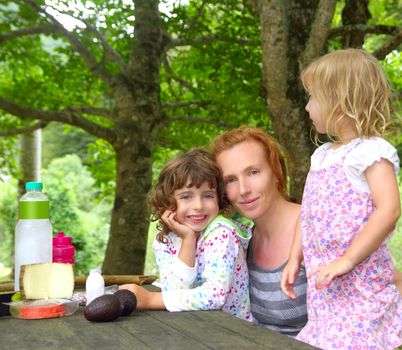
left=281, top=49, right=402, bottom=349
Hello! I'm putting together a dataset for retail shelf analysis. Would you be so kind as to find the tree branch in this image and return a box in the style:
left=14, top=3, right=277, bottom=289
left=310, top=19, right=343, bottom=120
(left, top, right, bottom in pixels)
left=166, top=34, right=255, bottom=50
left=66, top=106, right=115, bottom=119
left=300, top=0, right=337, bottom=68
left=80, top=19, right=128, bottom=74
left=162, top=55, right=196, bottom=93
left=373, top=29, right=402, bottom=60
left=0, top=25, right=59, bottom=44
left=0, top=121, right=48, bottom=137
left=22, top=0, right=115, bottom=86
left=328, top=24, right=400, bottom=39
left=186, top=0, right=208, bottom=32
left=162, top=100, right=211, bottom=109
left=0, top=96, right=116, bottom=143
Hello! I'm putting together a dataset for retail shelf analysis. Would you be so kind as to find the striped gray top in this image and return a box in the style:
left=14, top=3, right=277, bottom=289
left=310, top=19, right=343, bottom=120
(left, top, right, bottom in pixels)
left=247, top=239, right=308, bottom=337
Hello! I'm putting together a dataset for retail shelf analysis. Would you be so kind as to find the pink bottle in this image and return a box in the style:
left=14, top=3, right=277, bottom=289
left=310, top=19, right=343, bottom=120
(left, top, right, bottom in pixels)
left=52, top=231, right=75, bottom=264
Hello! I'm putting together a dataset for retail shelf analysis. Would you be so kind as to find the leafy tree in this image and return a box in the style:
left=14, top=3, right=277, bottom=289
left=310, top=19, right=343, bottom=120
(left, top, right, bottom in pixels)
left=0, top=0, right=263, bottom=274
left=0, top=0, right=400, bottom=274
left=248, top=0, right=401, bottom=198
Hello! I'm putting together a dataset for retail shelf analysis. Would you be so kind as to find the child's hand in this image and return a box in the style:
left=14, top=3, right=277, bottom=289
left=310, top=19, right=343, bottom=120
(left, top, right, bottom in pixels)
left=119, top=284, right=165, bottom=310
left=162, top=210, right=196, bottom=240
left=309, top=256, right=355, bottom=289
left=281, top=259, right=301, bottom=299
left=119, top=284, right=149, bottom=310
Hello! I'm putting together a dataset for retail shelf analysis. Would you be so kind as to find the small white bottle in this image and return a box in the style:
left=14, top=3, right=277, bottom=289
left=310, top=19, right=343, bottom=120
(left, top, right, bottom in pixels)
left=86, top=268, right=105, bottom=305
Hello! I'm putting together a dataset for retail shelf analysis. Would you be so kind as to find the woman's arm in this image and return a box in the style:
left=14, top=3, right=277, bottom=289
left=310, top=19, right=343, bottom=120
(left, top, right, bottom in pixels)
left=312, top=159, right=401, bottom=289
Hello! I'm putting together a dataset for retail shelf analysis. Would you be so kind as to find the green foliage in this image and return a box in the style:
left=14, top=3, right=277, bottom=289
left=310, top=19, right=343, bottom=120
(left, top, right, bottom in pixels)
left=42, top=154, right=111, bottom=275
left=0, top=178, right=17, bottom=271
left=0, top=154, right=112, bottom=277
left=159, top=0, right=267, bottom=152
left=43, top=123, right=97, bottom=167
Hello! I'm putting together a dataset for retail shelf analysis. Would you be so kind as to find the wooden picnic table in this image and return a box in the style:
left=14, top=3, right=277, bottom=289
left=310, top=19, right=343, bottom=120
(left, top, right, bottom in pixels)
left=0, top=306, right=317, bottom=350
left=0, top=283, right=317, bottom=349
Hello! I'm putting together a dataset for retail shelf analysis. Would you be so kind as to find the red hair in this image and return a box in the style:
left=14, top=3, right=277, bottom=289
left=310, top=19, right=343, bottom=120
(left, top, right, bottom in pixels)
left=210, top=126, right=288, bottom=197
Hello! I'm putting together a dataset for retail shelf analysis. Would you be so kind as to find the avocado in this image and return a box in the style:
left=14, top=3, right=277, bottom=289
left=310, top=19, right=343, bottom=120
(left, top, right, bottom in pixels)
left=114, top=289, right=137, bottom=316
left=84, top=294, right=121, bottom=322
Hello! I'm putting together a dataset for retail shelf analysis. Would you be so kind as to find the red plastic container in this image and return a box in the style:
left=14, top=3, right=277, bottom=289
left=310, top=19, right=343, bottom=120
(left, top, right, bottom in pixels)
left=52, top=231, right=75, bottom=264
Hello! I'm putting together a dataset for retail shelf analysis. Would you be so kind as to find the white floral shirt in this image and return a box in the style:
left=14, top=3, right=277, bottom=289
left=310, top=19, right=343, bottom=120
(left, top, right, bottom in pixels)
left=153, top=215, right=252, bottom=321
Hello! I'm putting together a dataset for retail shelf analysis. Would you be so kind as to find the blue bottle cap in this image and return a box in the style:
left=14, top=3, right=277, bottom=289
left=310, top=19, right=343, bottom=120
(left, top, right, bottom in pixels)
left=25, top=182, right=43, bottom=190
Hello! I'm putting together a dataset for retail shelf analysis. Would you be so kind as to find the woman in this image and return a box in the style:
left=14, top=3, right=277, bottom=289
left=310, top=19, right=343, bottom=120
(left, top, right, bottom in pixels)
left=209, top=126, right=308, bottom=336
left=210, top=125, right=402, bottom=337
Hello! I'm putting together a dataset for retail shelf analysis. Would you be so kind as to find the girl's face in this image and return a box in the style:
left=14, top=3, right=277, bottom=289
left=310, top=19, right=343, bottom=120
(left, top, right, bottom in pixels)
left=305, top=96, right=325, bottom=133
left=216, top=140, right=279, bottom=222
left=173, top=180, right=219, bottom=233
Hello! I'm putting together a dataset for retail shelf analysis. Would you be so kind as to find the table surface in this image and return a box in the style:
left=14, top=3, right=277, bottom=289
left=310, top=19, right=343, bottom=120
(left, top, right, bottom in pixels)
left=0, top=305, right=318, bottom=350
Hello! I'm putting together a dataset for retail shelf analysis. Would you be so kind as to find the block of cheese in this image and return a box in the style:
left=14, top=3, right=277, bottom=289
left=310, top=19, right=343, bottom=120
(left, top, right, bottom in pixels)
left=20, top=263, right=74, bottom=300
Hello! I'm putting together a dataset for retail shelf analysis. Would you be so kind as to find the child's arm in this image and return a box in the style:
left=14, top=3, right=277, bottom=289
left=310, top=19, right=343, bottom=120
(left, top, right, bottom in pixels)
left=119, top=284, right=165, bottom=310
left=281, top=214, right=303, bottom=299
left=312, top=159, right=401, bottom=289
left=161, top=210, right=198, bottom=268
left=152, top=210, right=199, bottom=292
left=160, top=223, right=244, bottom=312
left=122, top=223, right=244, bottom=312
left=394, top=269, right=402, bottom=295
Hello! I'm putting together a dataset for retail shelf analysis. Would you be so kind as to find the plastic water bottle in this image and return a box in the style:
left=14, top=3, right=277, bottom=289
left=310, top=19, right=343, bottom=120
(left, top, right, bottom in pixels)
left=14, top=182, right=53, bottom=291
left=86, top=268, right=105, bottom=305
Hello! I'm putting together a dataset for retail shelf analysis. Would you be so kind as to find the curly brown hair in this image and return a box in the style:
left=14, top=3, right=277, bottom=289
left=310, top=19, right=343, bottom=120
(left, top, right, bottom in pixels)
left=149, top=148, right=230, bottom=243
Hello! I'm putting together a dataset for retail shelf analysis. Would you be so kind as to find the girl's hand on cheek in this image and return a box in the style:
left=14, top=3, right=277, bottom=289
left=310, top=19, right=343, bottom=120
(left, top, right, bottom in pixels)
left=309, top=256, right=355, bottom=289
left=161, top=210, right=196, bottom=240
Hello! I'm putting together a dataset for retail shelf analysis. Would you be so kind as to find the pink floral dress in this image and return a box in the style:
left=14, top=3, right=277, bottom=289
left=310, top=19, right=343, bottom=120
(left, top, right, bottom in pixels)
left=297, top=139, right=402, bottom=349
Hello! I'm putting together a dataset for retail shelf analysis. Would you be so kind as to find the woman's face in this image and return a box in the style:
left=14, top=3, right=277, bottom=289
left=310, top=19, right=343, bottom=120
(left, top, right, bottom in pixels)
left=216, top=140, right=279, bottom=221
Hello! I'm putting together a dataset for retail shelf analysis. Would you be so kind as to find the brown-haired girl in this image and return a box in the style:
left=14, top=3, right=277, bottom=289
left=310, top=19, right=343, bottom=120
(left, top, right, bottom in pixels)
left=120, top=148, right=251, bottom=321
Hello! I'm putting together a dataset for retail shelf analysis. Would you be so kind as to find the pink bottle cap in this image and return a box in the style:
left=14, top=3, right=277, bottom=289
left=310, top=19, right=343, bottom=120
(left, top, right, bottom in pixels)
left=52, top=231, right=75, bottom=264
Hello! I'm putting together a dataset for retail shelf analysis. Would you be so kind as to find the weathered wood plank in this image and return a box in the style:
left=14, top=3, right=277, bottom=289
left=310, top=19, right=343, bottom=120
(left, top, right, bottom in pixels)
left=144, top=310, right=317, bottom=349
left=0, top=307, right=317, bottom=349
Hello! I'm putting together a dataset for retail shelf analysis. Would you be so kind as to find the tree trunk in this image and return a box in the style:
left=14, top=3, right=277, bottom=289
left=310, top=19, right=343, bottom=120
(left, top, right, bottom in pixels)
left=102, top=0, right=164, bottom=274
left=255, top=0, right=318, bottom=201
left=341, top=0, right=371, bottom=48
left=102, top=133, right=153, bottom=274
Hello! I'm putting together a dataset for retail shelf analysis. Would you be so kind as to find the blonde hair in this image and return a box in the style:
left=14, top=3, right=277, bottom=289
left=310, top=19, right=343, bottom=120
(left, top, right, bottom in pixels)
left=301, top=48, right=393, bottom=142
left=210, top=126, right=289, bottom=199
left=149, top=148, right=230, bottom=243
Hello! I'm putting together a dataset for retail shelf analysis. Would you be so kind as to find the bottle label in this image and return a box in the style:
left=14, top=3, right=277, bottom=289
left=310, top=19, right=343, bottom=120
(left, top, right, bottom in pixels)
left=19, top=201, right=49, bottom=219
